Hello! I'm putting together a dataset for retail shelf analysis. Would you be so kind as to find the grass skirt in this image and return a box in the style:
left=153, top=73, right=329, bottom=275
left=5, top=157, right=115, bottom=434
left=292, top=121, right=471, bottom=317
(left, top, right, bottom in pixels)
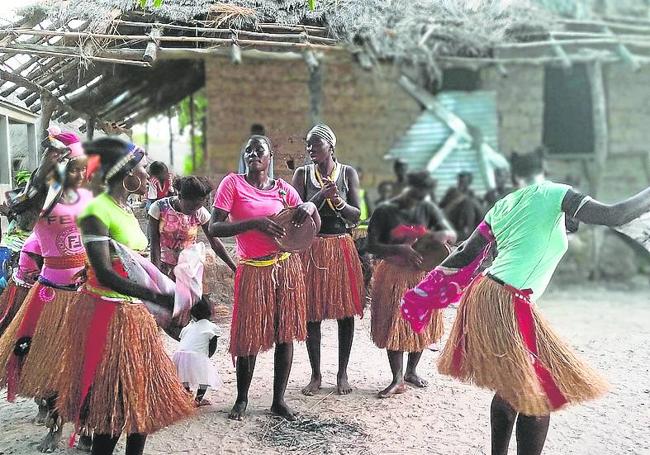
left=56, top=292, right=195, bottom=435
left=0, top=282, right=78, bottom=399
left=0, top=279, right=31, bottom=336
left=370, top=260, right=444, bottom=352
left=301, top=235, right=364, bottom=322
left=230, top=254, right=307, bottom=357
left=438, top=275, right=608, bottom=416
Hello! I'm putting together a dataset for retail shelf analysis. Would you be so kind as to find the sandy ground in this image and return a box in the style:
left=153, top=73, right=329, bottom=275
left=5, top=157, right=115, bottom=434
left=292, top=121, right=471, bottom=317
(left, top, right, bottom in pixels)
left=0, top=283, right=648, bottom=455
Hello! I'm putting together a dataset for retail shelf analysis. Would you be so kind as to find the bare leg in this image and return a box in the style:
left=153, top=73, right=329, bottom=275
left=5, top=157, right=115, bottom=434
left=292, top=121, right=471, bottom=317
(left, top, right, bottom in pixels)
left=302, top=321, right=322, bottom=396
left=516, top=414, right=550, bottom=455
left=76, top=433, right=93, bottom=452
left=336, top=317, right=354, bottom=395
left=378, top=350, right=407, bottom=398
left=38, top=396, right=62, bottom=453
left=125, top=433, right=147, bottom=455
left=195, top=385, right=209, bottom=406
left=33, top=397, right=48, bottom=424
left=491, top=394, right=517, bottom=455
left=229, top=355, right=256, bottom=420
left=91, top=434, right=119, bottom=455
left=270, top=342, right=297, bottom=421
left=404, top=351, right=428, bottom=387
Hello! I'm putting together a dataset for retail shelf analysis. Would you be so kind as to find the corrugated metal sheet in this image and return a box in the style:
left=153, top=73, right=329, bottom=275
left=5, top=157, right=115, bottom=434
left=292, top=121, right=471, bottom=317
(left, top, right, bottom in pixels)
left=387, top=90, right=499, bottom=200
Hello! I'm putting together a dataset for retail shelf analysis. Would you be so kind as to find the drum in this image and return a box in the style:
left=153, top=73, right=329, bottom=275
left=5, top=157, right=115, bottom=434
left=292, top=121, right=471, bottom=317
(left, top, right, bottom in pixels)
left=271, top=207, right=317, bottom=253
left=412, top=233, right=451, bottom=272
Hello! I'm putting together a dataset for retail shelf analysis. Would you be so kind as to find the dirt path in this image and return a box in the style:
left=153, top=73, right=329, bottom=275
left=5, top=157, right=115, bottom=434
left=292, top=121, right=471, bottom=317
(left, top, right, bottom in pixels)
left=0, top=284, right=648, bottom=454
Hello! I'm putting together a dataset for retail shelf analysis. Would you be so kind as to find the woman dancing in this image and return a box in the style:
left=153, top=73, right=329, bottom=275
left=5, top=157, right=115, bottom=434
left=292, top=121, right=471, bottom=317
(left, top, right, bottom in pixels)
left=210, top=134, right=320, bottom=421
left=401, top=150, right=649, bottom=454
left=291, top=124, right=365, bottom=396
left=0, top=129, right=91, bottom=451
left=149, top=175, right=236, bottom=280
left=55, top=138, right=194, bottom=455
left=367, top=171, right=456, bottom=397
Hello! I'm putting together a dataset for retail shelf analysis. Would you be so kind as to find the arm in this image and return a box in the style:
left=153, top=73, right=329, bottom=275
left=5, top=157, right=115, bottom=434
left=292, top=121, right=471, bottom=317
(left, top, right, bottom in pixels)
left=563, top=188, right=650, bottom=226
left=366, top=207, right=423, bottom=267
left=80, top=216, right=171, bottom=306
left=208, top=208, right=284, bottom=238
left=201, top=222, right=237, bottom=272
left=440, top=227, right=490, bottom=269
left=208, top=335, right=218, bottom=358
left=429, top=204, right=458, bottom=244
left=334, top=166, right=361, bottom=224
left=148, top=215, right=161, bottom=269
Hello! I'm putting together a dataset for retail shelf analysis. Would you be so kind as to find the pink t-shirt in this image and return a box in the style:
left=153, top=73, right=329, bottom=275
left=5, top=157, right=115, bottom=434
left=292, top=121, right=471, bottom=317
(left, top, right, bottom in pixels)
left=14, top=232, right=41, bottom=284
left=213, top=174, right=302, bottom=259
left=33, top=188, right=93, bottom=285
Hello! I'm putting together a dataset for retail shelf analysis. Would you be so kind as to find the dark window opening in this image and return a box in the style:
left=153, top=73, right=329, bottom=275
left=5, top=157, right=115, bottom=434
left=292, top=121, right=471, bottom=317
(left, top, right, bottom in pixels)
left=439, top=69, right=481, bottom=92
left=543, top=64, right=595, bottom=155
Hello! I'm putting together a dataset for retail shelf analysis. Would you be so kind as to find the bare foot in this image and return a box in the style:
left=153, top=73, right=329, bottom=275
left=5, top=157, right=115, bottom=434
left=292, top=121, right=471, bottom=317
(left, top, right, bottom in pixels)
left=378, top=381, right=407, bottom=398
left=195, top=398, right=212, bottom=407
left=301, top=375, right=322, bottom=396
left=336, top=373, right=352, bottom=395
left=76, top=435, right=92, bottom=452
left=270, top=401, right=298, bottom=421
left=228, top=400, right=248, bottom=421
left=37, top=427, right=62, bottom=453
left=404, top=372, right=429, bottom=388
left=33, top=400, right=48, bottom=425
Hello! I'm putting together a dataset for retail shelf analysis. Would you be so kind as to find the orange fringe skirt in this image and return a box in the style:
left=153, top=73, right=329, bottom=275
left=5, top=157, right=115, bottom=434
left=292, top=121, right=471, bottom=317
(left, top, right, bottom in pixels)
left=371, top=260, right=444, bottom=352
left=230, top=253, right=307, bottom=357
left=55, top=291, right=194, bottom=436
left=301, top=235, right=364, bottom=322
left=0, top=282, right=78, bottom=400
left=438, top=275, right=608, bottom=416
left=0, top=278, right=31, bottom=335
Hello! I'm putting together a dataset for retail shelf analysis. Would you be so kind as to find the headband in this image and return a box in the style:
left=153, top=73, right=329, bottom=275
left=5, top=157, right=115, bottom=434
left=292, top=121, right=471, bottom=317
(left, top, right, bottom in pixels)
left=307, top=124, right=336, bottom=148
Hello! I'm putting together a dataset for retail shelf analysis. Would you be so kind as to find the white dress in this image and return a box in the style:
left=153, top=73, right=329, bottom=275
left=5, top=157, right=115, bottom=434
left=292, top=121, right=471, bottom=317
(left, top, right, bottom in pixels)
left=172, top=319, right=222, bottom=389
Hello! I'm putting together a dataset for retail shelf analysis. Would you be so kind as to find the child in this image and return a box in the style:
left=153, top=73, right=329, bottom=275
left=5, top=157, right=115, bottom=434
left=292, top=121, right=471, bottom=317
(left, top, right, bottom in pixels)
left=172, top=297, right=222, bottom=406
left=146, top=161, right=174, bottom=210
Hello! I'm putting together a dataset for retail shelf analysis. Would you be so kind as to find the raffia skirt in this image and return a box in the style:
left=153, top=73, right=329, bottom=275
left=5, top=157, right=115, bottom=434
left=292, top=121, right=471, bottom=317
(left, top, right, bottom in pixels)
left=438, top=275, right=608, bottom=416
left=0, top=282, right=78, bottom=401
left=0, top=278, right=32, bottom=336
left=371, top=260, right=444, bottom=352
left=301, top=235, right=364, bottom=322
left=230, top=253, right=307, bottom=357
left=55, top=291, right=195, bottom=436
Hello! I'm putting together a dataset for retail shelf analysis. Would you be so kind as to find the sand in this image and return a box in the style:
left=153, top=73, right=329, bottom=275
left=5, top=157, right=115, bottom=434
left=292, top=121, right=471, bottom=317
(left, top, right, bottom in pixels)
left=0, top=283, right=648, bottom=455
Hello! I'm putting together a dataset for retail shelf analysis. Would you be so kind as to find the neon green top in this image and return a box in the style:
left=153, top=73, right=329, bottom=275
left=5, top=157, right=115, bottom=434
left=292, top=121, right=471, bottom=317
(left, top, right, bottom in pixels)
left=78, top=192, right=148, bottom=251
left=359, top=188, right=369, bottom=225
left=485, top=181, right=570, bottom=299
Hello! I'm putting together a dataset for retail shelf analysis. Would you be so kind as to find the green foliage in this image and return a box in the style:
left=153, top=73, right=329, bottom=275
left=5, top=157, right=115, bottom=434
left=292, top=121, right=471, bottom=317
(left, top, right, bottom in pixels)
left=308, top=0, right=316, bottom=11
left=139, top=0, right=164, bottom=8
left=177, top=91, right=207, bottom=174
left=14, top=170, right=31, bottom=186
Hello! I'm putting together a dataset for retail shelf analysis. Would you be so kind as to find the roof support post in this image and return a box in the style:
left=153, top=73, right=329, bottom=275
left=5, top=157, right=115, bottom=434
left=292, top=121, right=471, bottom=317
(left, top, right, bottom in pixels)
left=304, top=50, right=321, bottom=126
left=39, top=93, right=57, bottom=140
left=143, top=26, right=162, bottom=63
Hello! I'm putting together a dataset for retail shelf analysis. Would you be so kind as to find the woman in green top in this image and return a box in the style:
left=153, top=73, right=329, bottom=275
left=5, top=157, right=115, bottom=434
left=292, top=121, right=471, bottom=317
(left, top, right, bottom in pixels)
left=402, top=150, right=650, bottom=454
left=55, top=138, right=194, bottom=455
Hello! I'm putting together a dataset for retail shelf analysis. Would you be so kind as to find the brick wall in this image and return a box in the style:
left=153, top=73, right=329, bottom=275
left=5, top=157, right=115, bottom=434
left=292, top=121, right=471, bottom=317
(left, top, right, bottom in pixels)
left=204, top=54, right=421, bottom=190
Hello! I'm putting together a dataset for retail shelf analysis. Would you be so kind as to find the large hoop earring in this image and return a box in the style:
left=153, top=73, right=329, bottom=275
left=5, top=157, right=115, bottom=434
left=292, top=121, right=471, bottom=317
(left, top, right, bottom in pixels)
left=123, top=174, right=142, bottom=193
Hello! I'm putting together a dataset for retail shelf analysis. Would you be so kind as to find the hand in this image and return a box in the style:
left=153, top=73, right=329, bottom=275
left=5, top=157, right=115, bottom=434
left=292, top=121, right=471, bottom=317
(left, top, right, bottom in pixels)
left=154, top=292, right=175, bottom=309
left=395, top=244, right=424, bottom=268
left=252, top=217, right=286, bottom=238
left=292, top=202, right=315, bottom=226
left=320, top=179, right=339, bottom=200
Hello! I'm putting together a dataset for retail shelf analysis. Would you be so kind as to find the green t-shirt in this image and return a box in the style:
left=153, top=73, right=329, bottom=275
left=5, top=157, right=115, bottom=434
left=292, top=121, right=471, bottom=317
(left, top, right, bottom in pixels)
left=78, top=193, right=148, bottom=251
left=485, top=181, right=570, bottom=299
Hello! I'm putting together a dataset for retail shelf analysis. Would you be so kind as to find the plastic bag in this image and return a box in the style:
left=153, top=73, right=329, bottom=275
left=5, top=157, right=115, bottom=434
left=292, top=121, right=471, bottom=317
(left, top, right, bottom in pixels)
left=173, top=242, right=207, bottom=321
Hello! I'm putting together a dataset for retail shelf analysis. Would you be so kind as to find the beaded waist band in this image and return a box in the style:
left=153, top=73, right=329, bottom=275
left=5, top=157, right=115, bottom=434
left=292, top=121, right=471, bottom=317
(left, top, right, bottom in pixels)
left=43, top=253, right=87, bottom=269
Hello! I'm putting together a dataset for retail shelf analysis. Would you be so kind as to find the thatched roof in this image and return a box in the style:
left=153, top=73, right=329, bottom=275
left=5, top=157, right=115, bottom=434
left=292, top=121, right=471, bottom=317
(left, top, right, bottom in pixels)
left=2, top=0, right=650, bottom=131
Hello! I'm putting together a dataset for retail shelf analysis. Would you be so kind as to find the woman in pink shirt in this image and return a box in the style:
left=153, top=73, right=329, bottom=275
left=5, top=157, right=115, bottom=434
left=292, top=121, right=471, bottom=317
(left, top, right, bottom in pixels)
left=210, top=135, right=320, bottom=421
left=0, top=128, right=91, bottom=451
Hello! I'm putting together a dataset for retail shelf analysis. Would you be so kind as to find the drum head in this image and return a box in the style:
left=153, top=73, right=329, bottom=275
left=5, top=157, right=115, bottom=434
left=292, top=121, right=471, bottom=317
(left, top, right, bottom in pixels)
left=271, top=207, right=317, bottom=253
left=412, top=234, right=451, bottom=272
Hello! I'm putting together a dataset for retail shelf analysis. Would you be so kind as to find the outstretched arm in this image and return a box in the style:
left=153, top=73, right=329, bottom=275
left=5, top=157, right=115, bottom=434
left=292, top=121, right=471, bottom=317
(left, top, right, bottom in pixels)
left=201, top=223, right=237, bottom=272
left=440, top=227, right=491, bottom=269
left=564, top=188, right=650, bottom=227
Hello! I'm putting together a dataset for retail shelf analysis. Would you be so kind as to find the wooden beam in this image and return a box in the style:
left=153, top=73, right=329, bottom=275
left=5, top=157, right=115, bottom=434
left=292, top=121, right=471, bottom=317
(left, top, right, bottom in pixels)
left=143, top=26, right=162, bottom=63
left=0, top=46, right=151, bottom=67
left=158, top=47, right=304, bottom=61
left=0, top=29, right=341, bottom=51
left=39, top=95, right=57, bottom=139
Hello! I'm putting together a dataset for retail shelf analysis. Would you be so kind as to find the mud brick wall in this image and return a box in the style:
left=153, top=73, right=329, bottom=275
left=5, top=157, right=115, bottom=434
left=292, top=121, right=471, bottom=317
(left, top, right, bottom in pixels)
left=204, top=55, right=421, bottom=191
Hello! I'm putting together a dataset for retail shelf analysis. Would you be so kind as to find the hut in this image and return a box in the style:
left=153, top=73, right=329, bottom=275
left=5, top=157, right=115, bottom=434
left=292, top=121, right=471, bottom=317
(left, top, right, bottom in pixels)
left=3, top=0, right=650, bottom=275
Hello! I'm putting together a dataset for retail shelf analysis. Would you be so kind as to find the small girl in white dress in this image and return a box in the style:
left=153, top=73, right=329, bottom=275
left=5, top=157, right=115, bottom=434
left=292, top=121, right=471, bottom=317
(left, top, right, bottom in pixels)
left=172, top=298, right=222, bottom=406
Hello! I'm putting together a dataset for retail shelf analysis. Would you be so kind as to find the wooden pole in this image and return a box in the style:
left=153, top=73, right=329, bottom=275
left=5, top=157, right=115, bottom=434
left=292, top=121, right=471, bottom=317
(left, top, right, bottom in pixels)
left=167, top=108, right=174, bottom=168
left=305, top=50, right=322, bottom=125
left=143, top=27, right=162, bottom=63
left=86, top=116, right=95, bottom=140
left=189, top=94, right=196, bottom=171
left=144, top=120, right=149, bottom=154
left=39, top=94, right=57, bottom=140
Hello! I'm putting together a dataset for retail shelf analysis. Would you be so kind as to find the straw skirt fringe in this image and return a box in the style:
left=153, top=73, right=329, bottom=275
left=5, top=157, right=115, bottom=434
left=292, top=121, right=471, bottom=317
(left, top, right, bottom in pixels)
left=371, top=260, right=444, bottom=352
left=230, top=254, right=307, bottom=357
left=0, top=279, right=31, bottom=335
left=301, top=235, right=364, bottom=322
left=438, top=276, right=608, bottom=416
left=56, top=293, right=194, bottom=435
left=0, top=283, right=77, bottom=399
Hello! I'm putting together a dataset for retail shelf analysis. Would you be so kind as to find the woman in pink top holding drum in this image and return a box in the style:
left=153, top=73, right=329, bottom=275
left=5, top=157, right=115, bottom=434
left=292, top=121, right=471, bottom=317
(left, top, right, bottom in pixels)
left=210, top=135, right=320, bottom=421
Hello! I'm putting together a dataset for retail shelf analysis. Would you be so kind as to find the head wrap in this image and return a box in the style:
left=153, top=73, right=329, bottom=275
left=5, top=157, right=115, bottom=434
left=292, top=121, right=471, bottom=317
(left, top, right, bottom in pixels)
left=307, top=124, right=336, bottom=148
left=103, top=143, right=145, bottom=183
left=46, top=126, right=84, bottom=158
